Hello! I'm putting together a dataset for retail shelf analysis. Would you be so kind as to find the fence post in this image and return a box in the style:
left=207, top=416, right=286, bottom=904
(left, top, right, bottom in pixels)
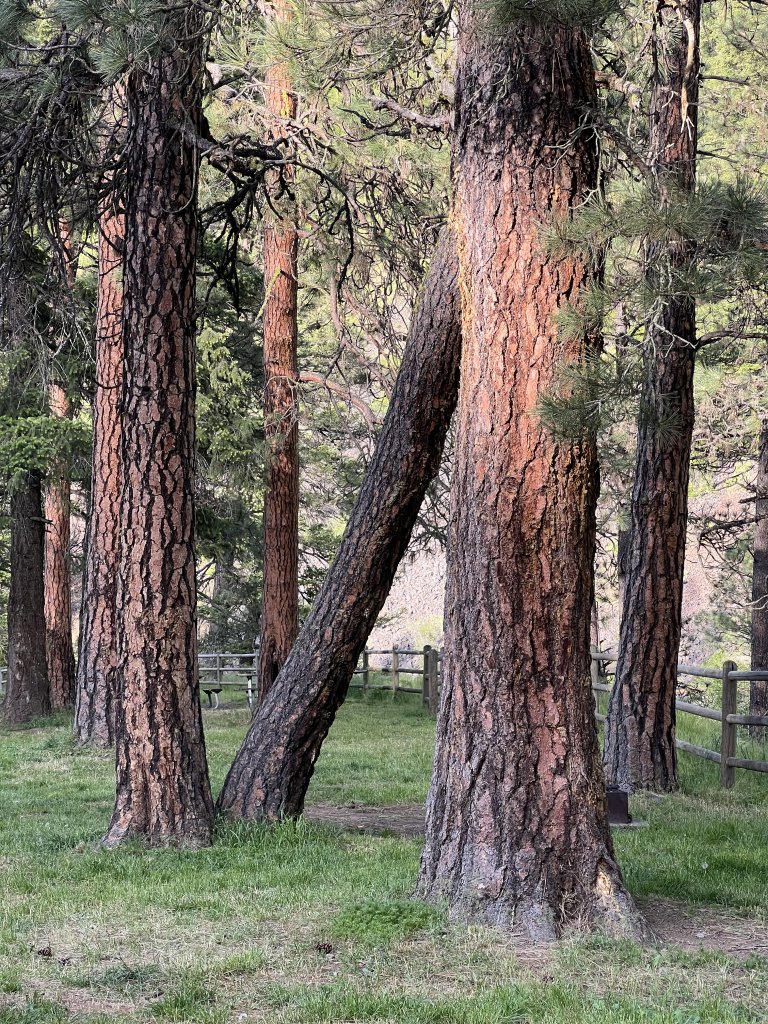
left=216, top=653, right=223, bottom=690
left=392, top=646, right=400, bottom=695
left=720, top=659, right=738, bottom=789
left=590, top=648, right=600, bottom=690
left=422, top=646, right=431, bottom=706
left=427, top=648, right=440, bottom=715
left=362, top=650, right=370, bottom=693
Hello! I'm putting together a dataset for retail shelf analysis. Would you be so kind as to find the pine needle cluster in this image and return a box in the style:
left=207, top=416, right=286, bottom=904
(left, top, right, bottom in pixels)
left=491, top=0, right=623, bottom=29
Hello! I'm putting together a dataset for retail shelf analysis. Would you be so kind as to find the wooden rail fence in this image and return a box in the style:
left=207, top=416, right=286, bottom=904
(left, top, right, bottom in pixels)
left=349, top=645, right=443, bottom=713
left=1, top=645, right=766, bottom=785
left=591, top=651, right=768, bottom=788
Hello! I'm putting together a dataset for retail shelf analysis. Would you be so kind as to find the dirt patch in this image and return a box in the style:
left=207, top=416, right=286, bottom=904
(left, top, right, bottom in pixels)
left=305, top=804, right=768, bottom=959
left=305, top=802, right=425, bottom=836
left=640, top=897, right=768, bottom=955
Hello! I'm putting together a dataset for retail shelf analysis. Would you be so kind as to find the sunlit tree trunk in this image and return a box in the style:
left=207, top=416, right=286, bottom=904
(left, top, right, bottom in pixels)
left=605, top=0, right=701, bottom=793
left=44, top=221, right=77, bottom=709
left=259, top=0, right=300, bottom=700
left=102, top=33, right=213, bottom=847
left=750, top=418, right=768, bottom=734
left=417, top=6, right=640, bottom=941
left=45, top=381, right=75, bottom=709
left=74, top=199, right=124, bottom=746
left=218, top=227, right=461, bottom=819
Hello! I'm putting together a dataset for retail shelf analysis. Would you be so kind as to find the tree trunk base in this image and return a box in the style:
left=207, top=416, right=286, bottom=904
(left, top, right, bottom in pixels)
left=417, top=863, right=647, bottom=943
left=101, top=815, right=212, bottom=850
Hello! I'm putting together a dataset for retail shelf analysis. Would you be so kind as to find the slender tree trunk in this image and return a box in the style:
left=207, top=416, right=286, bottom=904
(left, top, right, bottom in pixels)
left=604, top=0, right=701, bottom=793
left=258, top=0, right=300, bottom=700
left=417, top=6, right=640, bottom=942
left=3, top=471, right=50, bottom=723
left=44, top=221, right=77, bottom=709
left=74, top=199, right=124, bottom=746
left=45, top=381, right=75, bottom=709
left=217, top=226, right=461, bottom=819
left=617, top=524, right=630, bottom=610
left=750, top=418, right=768, bottom=734
left=102, top=34, right=213, bottom=847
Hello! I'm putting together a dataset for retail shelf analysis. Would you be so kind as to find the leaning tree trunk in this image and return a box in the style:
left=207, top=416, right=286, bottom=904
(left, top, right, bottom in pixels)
left=750, top=418, right=768, bottom=734
left=417, top=6, right=640, bottom=942
left=258, top=0, right=300, bottom=701
left=74, top=199, right=124, bottom=746
left=3, top=471, right=50, bottom=723
left=102, top=33, right=213, bottom=847
left=217, top=226, right=461, bottom=819
left=604, top=0, right=701, bottom=794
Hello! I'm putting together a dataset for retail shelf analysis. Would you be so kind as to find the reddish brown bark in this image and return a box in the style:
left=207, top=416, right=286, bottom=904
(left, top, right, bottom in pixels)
left=3, top=471, right=51, bottom=723
left=750, top=418, right=768, bottom=733
left=102, top=37, right=213, bottom=847
left=44, top=222, right=77, bottom=709
left=74, top=200, right=124, bottom=746
left=45, top=381, right=75, bottom=709
left=604, top=1, right=701, bottom=794
left=416, top=8, right=640, bottom=941
left=217, top=226, right=461, bottom=819
left=258, top=0, right=300, bottom=700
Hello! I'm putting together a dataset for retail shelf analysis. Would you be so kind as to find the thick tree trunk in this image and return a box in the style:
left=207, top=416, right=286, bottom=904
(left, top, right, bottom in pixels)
left=258, top=0, right=300, bottom=701
left=102, top=37, right=213, bottom=847
left=750, top=418, right=768, bottom=734
left=604, top=1, right=701, bottom=793
left=74, top=201, right=124, bottom=746
left=3, top=472, right=50, bottom=723
left=417, top=7, right=640, bottom=942
left=45, top=382, right=75, bottom=709
left=217, top=226, right=461, bottom=819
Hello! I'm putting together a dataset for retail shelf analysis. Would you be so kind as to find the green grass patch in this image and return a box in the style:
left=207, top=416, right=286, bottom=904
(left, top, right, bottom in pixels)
left=330, top=898, right=443, bottom=946
left=0, top=692, right=766, bottom=1022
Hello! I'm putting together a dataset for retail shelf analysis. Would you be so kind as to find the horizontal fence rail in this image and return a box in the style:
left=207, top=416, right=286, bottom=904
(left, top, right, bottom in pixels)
left=198, top=651, right=260, bottom=708
left=590, top=651, right=768, bottom=788
left=349, top=645, right=442, bottom=712
left=1, top=644, right=766, bottom=784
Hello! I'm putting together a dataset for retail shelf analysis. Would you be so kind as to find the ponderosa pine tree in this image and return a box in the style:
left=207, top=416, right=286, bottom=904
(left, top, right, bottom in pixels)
left=217, top=225, right=460, bottom=818
left=102, top=18, right=214, bottom=846
left=44, top=221, right=77, bottom=710
left=415, top=1, right=639, bottom=941
left=259, top=0, right=300, bottom=700
left=604, top=0, right=701, bottom=793
left=74, top=194, right=123, bottom=746
left=3, top=467, right=50, bottom=723
left=750, top=417, right=768, bottom=731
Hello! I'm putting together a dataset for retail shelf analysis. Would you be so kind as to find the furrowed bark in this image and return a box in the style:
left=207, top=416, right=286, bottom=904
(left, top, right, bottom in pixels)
left=74, top=200, right=124, bottom=746
left=45, top=382, right=75, bottom=709
left=45, top=221, right=77, bottom=710
left=417, top=6, right=641, bottom=942
left=3, top=471, right=50, bottom=723
left=103, top=32, right=213, bottom=847
left=217, top=226, right=460, bottom=820
left=259, top=0, right=300, bottom=700
left=750, top=418, right=768, bottom=734
left=605, top=0, right=701, bottom=794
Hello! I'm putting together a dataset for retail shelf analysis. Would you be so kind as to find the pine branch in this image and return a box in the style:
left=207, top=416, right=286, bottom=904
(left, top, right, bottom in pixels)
left=365, top=94, right=451, bottom=133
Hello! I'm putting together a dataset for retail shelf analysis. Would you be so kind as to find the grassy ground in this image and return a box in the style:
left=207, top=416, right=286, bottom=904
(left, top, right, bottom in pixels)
left=0, top=690, right=767, bottom=1023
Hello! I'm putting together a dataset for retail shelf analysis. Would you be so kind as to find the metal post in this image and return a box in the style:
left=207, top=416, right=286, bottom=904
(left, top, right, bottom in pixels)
left=362, top=649, right=369, bottom=693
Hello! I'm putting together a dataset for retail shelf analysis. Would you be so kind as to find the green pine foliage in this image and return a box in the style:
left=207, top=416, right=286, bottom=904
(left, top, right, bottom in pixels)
left=492, top=0, right=623, bottom=27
